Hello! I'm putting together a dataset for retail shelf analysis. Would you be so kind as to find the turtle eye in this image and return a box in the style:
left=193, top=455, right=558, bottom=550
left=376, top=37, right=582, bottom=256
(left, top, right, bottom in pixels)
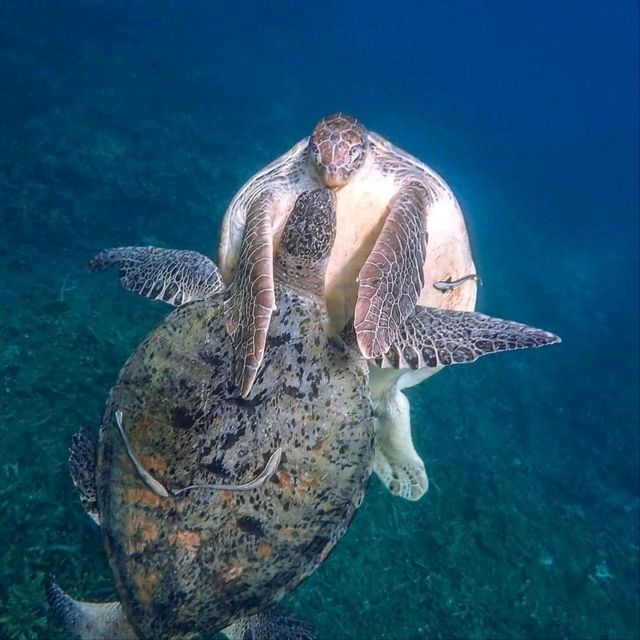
left=308, top=141, right=322, bottom=166
left=347, top=145, right=363, bottom=168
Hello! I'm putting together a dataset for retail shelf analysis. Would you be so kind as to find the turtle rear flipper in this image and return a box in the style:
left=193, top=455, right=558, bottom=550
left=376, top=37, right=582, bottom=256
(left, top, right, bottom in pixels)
left=89, top=246, right=224, bottom=306
left=373, top=389, right=428, bottom=501
left=222, top=606, right=315, bottom=640
left=375, top=306, right=561, bottom=369
left=69, top=428, right=100, bottom=525
left=46, top=577, right=136, bottom=640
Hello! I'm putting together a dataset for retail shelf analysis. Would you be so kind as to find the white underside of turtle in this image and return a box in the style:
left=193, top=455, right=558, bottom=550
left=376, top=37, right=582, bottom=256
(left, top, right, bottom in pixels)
left=218, top=116, right=480, bottom=501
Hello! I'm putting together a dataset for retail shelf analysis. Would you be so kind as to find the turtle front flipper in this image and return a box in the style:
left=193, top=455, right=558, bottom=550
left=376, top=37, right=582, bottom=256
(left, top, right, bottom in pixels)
left=69, top=428, right=100, bottom=525
left=223, top=193, right=277, bottom=397
left=355, top=180, right=428, bottom=359
left=222, top=606, right=315, bottom=640
left=375, top=306, right=561, bottom=370
left=46, top=578, right=136, bottom=640
left=89, top=246, right=224, bottom=306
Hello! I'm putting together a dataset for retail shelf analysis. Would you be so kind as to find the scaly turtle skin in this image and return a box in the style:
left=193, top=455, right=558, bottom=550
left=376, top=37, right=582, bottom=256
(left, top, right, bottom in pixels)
left=218, top=113, right=477, bottom=500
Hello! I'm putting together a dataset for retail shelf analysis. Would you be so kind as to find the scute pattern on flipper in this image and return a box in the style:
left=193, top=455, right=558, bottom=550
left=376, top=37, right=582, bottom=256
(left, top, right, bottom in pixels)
left=223, top=194, right=277, bottom=397
left=220, top=141, right=315, bottom=397
left=69, top=429, right=100, bottom=525
left=374, top=306, right=561, bottom=370
left=355, top=180, right=429, bottom=358
left=89, top=246, right=224, bottom=306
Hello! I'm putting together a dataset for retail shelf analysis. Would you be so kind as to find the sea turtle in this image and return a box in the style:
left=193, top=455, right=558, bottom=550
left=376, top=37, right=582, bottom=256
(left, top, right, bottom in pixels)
left=47, top=188, right=559, bottom=639
left=218, top=112, right=480, bottom=499
left=49, top=190, right=373, bottom=640
left=48, top=188, right=372, bottom=640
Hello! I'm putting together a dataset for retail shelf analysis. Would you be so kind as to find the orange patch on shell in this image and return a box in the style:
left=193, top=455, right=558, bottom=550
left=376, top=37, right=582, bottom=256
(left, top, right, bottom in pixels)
left=169, top=530, right=201, bottom=552
left=132, top=570, right=158, bottom=605
left=306, top=477, right=319, bottom=492
left=256, top=543, right=273, bottom=560
left=281, top=526, right=296, bottom=540
left=138, top=454, right=167, bottom=475
left=126, top=513, right=160, bottom=551
left=279, top=470, right=319, bottom=497
left=126, top=487, right=162, bottom=508
left=136, top=419, right=152, bottom=438
left=277, top=471, right=294, bottom=492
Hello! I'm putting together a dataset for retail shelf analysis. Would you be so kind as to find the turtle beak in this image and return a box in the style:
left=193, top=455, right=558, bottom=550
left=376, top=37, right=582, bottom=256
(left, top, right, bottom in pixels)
left=321, top=165, right=348, bottom=189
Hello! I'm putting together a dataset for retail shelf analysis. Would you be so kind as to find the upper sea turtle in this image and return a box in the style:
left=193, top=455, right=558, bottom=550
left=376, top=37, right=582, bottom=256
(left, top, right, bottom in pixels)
left=47, top=187, right=559, bottom=639
left=218, top=113, right=480, bottom=499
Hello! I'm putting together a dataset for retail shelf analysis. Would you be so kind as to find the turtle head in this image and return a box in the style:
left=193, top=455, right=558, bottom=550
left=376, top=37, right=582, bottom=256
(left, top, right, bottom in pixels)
left=308, top=113, right=368, bottom=188
left=275, top=189, right=337, bottom=298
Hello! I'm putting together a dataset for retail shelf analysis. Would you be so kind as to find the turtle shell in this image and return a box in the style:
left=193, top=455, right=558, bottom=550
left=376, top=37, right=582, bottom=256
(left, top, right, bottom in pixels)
left=96, top=290, right=373, bottom=639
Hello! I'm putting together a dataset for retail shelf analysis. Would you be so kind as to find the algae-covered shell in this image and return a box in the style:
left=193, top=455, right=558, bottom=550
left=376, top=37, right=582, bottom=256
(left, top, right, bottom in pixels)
left=97, top=290, right=373, bottom=638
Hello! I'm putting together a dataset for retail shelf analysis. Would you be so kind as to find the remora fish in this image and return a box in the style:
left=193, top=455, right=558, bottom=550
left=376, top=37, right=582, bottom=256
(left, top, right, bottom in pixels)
left=433, top=273, right=482, bottom=292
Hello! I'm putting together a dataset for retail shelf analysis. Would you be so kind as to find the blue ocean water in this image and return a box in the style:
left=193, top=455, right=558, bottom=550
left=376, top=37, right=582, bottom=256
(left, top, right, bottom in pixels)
left=0, top=1, right=637, bottom=638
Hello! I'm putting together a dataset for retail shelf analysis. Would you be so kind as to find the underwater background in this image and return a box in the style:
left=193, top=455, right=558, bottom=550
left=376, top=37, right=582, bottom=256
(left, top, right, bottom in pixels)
left=0, top=1, right=638, bottom=638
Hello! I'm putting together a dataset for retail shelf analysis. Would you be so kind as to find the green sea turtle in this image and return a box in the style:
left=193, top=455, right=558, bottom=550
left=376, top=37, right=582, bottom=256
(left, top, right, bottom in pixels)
left=48, top=189, right=371, bottom=639
left=218, top=112, right=480, bottom=499
left=47, top=187, right=559, bottom=639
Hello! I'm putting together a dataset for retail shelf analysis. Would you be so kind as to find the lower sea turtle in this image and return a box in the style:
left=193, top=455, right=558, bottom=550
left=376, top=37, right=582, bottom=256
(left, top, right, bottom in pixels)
left=48, top=189, right=373, bottom=639
left=218, top=112, right=478, bottom=499
left=47, top=187, right=559, bottom=639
